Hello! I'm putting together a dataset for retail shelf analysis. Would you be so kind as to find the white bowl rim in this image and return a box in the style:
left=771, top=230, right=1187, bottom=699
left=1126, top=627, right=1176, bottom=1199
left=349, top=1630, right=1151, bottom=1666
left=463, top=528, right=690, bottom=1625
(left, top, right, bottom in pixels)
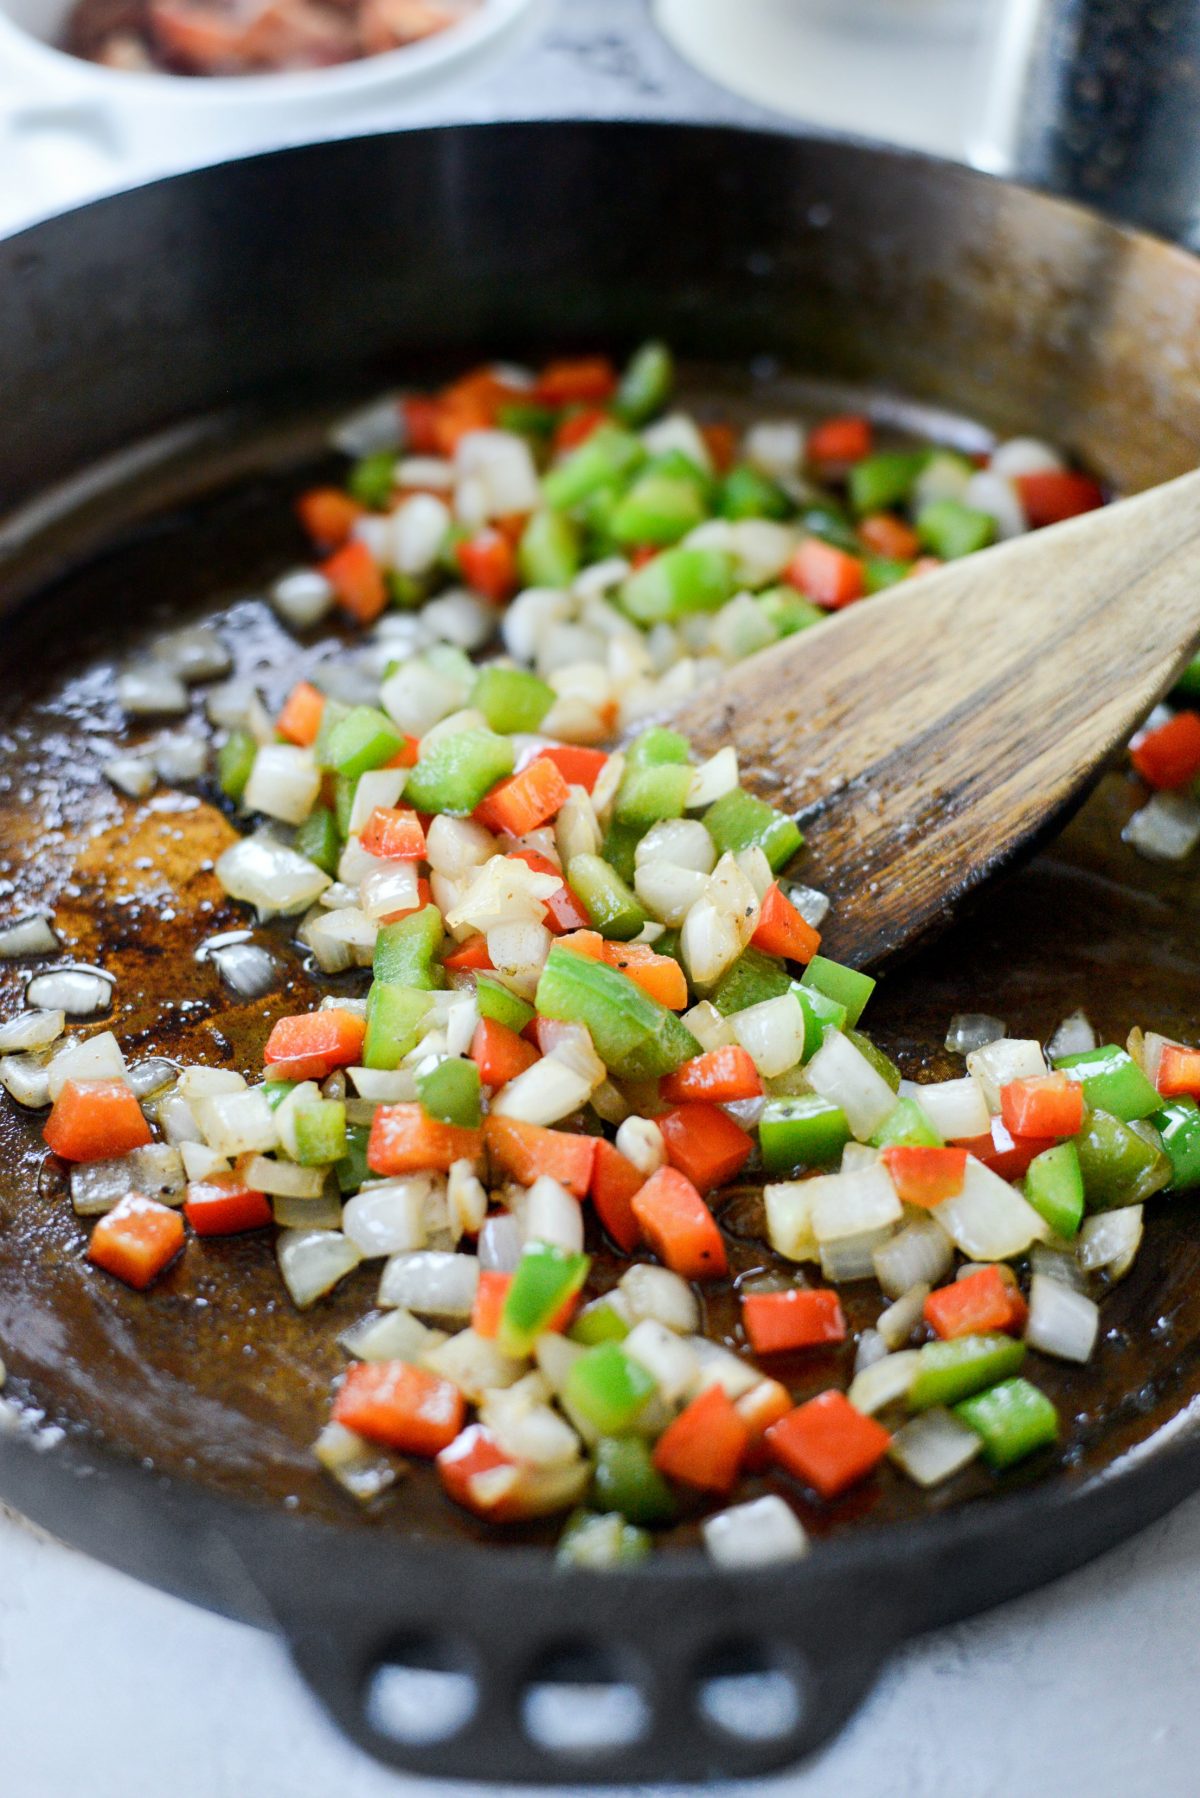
left=0, top=0, right=536, bottom=103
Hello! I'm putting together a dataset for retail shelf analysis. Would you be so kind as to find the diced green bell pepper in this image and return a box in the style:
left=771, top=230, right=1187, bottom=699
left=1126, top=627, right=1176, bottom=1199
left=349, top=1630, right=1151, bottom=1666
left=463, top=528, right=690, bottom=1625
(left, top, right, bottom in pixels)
left=908, top=1334, right=1026, bottom=1411
left=498, top=1243, right=591, bottom=1358
left=404, top=729, right=514, bottom=816
left=848, top=451, right=926, bottom=516
left=536, top=943, right=699, bottom=1079
left=620, top=547, right=738, bottom=624
left=625, top=726, right=692, bottom=768
left=321, top=705, right=405, bottom=780
left=363, top=983, right=432, bottom=1070
left=590, top=1436, right=677, bottom=1526
left=759, top=1094, right=850, bottom=1172
left=474, top=975, right=535, bottom=1035
left=470, top=665, right=555, bottom=735
left=614, top=764, right=693, bottom=829
left=313, top=697, right=351, bottom=769
left=263, top=1079, right=298, bottom=1111
left=916, top=499, right=995, bottom=560
left=758, top=588, right=824, bottom=637
left=712, top=947, right=792, bottom=1015
left=600, top=819, right=643, bottom=885
left=569, top=1298, right=631, bottom=1345
left=218, top=729, right=256, bottom=804
left=610, top=473, right=706, bottom=547
left=555, top=1507, right=652, bottom=1568
left=613, top=340, right=674, bottom=427
left=800, top=955, right=875, bottom=1028
left=1023, top=1140, right=1085, bottom=1237
left=348, top=451, right=397, bottom=510
left=718, top=463, right=792, bottom=521
left=497, top=400, right=557, bottom=438
left=1074, top=1106, right=1173, bottom=1210
left=870, top=1095, right=941, bottom=1148
left=567, top=853, right=647, bottom=941
left=703, top=787, right=803, bottom=872
left=954, top=1377, right=1059, bottom=1469
left=387, top=571, right=428, bottom=610
left=517, top=509, right=582, bottom=588
left=864, top=555, right=913, bottom=593
left=565, top=1342, right=656, bottom=1435
left=333, top=774, right=358, bottom=839
left=335, top=1122, right=370, bottom=1195
left=801, top=504, right=859, bottom=553
left=374, top=906, right=446, bottom=989
left=846, top=1028, right=900, bottom=1092
left=1173, top=651, right=1200, bottom=701
left=1053, top=1043, right=1161, bottom=1122
left=417, top=1056, right=481, bottom=1129
left=543, top=424, right=645, bottom=510
left=792, top=982, right=849, bottom=1057
left=294, top=804, right=340, bottom=876
left=293, top=1098, right=347, bottom=1167
left=1153, top=1096, right=1200, bottom=1191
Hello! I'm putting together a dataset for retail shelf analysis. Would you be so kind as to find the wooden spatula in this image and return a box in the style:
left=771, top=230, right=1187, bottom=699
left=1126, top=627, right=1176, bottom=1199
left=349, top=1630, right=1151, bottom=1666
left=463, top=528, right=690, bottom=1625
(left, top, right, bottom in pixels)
left=670, top=467, right=1200, bottom=968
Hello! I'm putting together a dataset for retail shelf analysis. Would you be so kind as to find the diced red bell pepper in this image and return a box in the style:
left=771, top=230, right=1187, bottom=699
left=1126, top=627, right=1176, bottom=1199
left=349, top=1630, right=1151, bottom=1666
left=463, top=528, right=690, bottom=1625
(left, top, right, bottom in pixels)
left=457, top=528, right=519, bottom=604
left=959, top=1116, right=1057, bottom=1181
left=659, top=1103, right=753, bottom=1191
left=600, top=942, right=688, bottom=1010
left=1157, top=1042, right=1200, bottom=1099
left=700, top=422, right=737, bottom=474
left=264, top=1009, right=366, bottom=1082
left=857, top=512, right=921, bottom=561
left=631, top=1165, right=728, bottom=1281
left=661, top=1046, right=763, bottom=1105
left=319, top=538, right=388, bottom=625
left=767, top=1389, right=890, bottom=1501
left=359, top=806, right=427, bottom=861
left=788, top=537, right=866, bottom=610
left=506, top=847, right=590, bottom=932
left=1014, top=469, right=1104, bottom=527
left=44, top=1078, right=152, bottom=1163
left=742, top=1288, right=846, bottom=1355
left=750, top=883, right=821, bottom=964
left=1130, top=711, right=1200, bottom=789
left=556, top=929, right=605, bottom=961
left=385, top=735, right=422, bottom=770
left=923, top=1265, right=1028, bottom=1341
left=629, top=545, right=659, bottom=570
left=472, top=1268, right=513, bottom=1339
left=485, top=1116, right=596, bottom=1198
left=88, top=1193, right=185, bottom=1289
left=908, top=555, right=943, bottom=579
left=442, top=933, right=494, bottom=972
left=295, top=487, right=365, bottom=549
left=531, top=743, right=608, bottom=793
left=368, top=1104, right=483, bottom=1176
left=475, top=761, right=571, bottom=837
left=380, top=875, right=433, bottom=924
left=999, top=1072, right=1084, bottom=1140
left=534, top=356, right=617, bottom=406
left=807, top=414, right=873, bottom=466
left=184, top=1173, right=273, bottom=1236
left=652, top=1384, right=749, bottom=1495
left=589, top=1139, right=644, bottom=1253
left=553, top=408, right=609, bottom=453
left=333, top=1360, right=465, bottom=1457
left=277, top=679, right=326, bottom=748
left=736, top=1377, right=794, bottom=1472
left=438, top=1423, right=564, bottom=1522
left=879, top=1144, right=967, bottom=1208
left=402, top=395, right=444, bottom=455
left=470, top=1017, right=540, bottom=1088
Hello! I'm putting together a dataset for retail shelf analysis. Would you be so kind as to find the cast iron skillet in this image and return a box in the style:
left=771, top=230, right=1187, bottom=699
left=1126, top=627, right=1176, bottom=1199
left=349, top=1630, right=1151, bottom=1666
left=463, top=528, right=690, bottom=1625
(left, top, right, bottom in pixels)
left=4, top=124, right=1200, bottom=1781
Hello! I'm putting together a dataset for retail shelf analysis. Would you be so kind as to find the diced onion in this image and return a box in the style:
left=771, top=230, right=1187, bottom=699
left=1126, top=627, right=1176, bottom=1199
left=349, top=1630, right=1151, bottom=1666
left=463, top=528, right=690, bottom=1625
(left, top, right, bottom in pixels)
left=1030, top=1243, right=1088, bottom=1291
left=216, top=832, right=331, bottom=918
left=744, top=419, right=804, bottom=483
left=944, top=1013, right=1005, bottom=1056
left=963, top=469, right=1026, bottom=539
left=622, top=1319, right=699, bottom=1405
left=889, top=1407, right=982, bottom=1487
left=614, top=1116, right=666, bottom=1176
left=873, top=1218, right=953, bottom=1299
left=686, top=1336, right=760, bottom=1400
left=481, top=1389, right=581, bottom=1469
left=1078, top=1205, right=1143, bottom=1280
left=848, top=1349, right=919, bottom=1415
left=764, top=1181, right=819, bottom=1263
left=349, top=1066, right=418, bottom=1103
left=347, top=769, right=408, bottom=838
left=619, top=1263, right=699, bottom=1333
left=686, top=747, right=739, bottom=809
left=244, top=744, right=321, bottom=826
left=339, top=1307, right=446, bottom=1364
left=104, top=756, right=156, bottom=798
left=273, top=1191, right=344, bottom=1231
left=1123, top=791, right=1200, bottom=862
left=493, top=1054, right=596, bottom=1127
left=180, top=1141, right=229, bottom=1181
left=240, top=1154, right=325, bottom=1198
left=966, top=1038, right=1047, bottom=1110
left=26, top=968, right=113, bottom=1018
left=378, top=1250, right=479, bottom=1317
left=70, top=1144, right=184, bottom=1215
left=178, top=1066, right=246, bottom=1099
left=703, top=1495, right=808, bottom=1567
left=806, top=1031, right=897, bottom=1140
left=127, top=1057, right=179, bottom=1099
left=729, top=993, right=806, bottom=1079
left=786, top=882, right=830, bottom=928
left=313, top=1421, right=401, bottom=1504
left=1047, top=1010, right=1097, bottom=1060
left=277, top=1229, right=362, bottom=1308
left=360, top=862, right=420, bottom=921
left=151, top=625, right=231, bottom=683
left=899, top=1075, right=990, bottom=1142
left=0, top=1008, right=65, bottom=1054
left=0, top=1054, right=51, bottom=1108
left=0, top=920, right=59, bottom=963
left=523, top=1177, right=584, bottom=1254
left=635, top=861, right=708, bottom=927
left=479, top=1213, right=523, bottom=1273
left=343, top=1179, right=430, bottom=1258
left=46, top=1031, right=127, bottom=1101
left=192, top=1088, right=278, bottom=1158
left=421, top=1328, right=525, bottom=1403
left=271, top=569, right=335, bottom=630
left=876, top=1280, right=932, bottom=1349
left=681, top=892, right=743, bottom=988
left=635, top=818, right=715, bottom=874
left=933, top=1156, right=1046, bottom=1260
left=989, top=436, right=1064, bottom=478
left=331, top=395, right=403, bottom=457
left=389, top=494, right=452, bottom=577
left=1025, top=1272, right=1099, bottom=1362
left=116, top=666, right=189, bottom=716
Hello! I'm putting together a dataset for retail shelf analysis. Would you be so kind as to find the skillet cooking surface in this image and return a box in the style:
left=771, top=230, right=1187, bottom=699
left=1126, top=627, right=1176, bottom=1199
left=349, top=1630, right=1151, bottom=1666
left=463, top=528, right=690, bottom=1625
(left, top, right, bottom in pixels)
left=1, top=392, right=1199, bottom=1551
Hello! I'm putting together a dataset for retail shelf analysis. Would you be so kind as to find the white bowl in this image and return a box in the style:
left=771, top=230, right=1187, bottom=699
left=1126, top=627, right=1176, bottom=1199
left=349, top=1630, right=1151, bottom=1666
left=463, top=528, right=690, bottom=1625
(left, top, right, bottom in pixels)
left=0, top=0, right=539, bottom=219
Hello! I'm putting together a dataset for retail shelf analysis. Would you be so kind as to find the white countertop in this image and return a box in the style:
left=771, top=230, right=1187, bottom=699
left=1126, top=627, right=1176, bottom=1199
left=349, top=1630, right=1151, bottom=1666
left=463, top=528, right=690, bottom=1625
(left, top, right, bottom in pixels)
left=1, top=2, right=1197, bottom=1792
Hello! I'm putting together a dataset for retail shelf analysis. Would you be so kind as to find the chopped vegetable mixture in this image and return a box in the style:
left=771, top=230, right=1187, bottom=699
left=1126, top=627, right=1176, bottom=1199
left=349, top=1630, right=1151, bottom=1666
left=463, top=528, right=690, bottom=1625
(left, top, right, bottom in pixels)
left=1, top=343, right=1194, bottom=1568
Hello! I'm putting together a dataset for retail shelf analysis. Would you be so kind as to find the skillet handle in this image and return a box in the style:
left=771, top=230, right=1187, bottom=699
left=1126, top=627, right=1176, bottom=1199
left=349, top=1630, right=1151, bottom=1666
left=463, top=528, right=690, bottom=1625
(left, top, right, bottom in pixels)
left=273, top=1543, right=902, bottom=1782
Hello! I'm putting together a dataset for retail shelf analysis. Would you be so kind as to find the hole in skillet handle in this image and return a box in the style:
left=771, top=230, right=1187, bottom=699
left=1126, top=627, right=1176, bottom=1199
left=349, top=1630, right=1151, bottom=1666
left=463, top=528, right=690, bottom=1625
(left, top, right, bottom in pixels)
left=280, top=1556, right=901, bottom=1782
